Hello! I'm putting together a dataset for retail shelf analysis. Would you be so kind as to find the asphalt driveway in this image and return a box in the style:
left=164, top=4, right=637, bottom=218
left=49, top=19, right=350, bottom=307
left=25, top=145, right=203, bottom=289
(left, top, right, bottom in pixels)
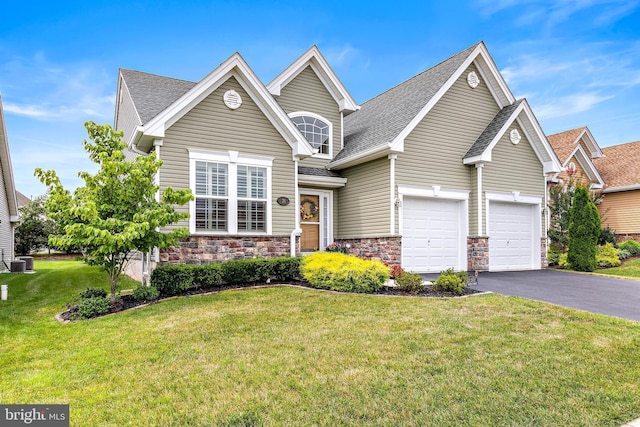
left=469, top=270, right=640, bottom=322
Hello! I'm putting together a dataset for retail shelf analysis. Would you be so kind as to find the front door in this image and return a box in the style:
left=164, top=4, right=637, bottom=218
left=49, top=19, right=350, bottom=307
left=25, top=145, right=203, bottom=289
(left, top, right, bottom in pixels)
left=300, top=194, right=321, bottom=251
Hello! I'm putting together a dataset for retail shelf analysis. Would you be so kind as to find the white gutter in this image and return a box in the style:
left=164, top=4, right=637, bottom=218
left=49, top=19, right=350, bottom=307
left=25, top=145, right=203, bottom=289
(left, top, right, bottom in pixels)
left=603, top=184, right=640, bottom=193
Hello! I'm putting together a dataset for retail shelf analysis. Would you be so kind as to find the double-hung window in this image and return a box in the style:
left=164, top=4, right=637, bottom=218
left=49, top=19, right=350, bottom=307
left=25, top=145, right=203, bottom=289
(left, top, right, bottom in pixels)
left=189, top=150, right=272, bottom=234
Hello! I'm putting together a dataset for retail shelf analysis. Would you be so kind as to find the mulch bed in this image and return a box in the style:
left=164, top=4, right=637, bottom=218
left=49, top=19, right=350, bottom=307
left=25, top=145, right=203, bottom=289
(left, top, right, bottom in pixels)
left=57, top=280, right=485, bottom=322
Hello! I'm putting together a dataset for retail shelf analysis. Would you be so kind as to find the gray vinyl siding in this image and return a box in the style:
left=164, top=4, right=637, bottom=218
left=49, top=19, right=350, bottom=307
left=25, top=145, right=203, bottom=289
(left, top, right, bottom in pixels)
left=275, top=66, right=341, bottom=170
left=160, top=76, right=296, bottom=234
left=0, top=159, right=12, bottom=260
left=115, top=82, right=142, bottom=144
left=337, top=157, right=390, bottom=237
left=395, top=63, right=500, bottom=234
left=482, top=122, right=546, bottom=233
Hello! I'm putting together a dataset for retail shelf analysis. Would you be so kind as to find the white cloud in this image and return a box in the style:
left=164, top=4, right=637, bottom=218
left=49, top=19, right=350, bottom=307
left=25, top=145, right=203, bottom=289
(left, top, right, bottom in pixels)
left=534, top=92, right=613, bottom=119
left=0, top=52, right=115, bottom=122
left=476, top=0, right=639, bottom=28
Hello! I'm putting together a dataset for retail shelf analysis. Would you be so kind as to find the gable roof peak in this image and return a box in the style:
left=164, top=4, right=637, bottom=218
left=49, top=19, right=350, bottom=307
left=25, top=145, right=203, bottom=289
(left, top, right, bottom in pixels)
left=267, top=45, right=359, bottom=113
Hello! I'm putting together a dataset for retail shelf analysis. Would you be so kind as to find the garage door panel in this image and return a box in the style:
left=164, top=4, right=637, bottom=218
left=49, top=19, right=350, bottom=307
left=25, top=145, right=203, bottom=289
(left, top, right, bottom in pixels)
left=489, top=202, right=534, bottom=271
left=402, top=197, right=462, bottom=273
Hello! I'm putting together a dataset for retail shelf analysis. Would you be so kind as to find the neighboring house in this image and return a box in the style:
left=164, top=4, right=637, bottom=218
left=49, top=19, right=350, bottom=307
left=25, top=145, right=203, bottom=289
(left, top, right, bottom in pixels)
left=114, top=41, right=561, bottom=275
left=16, top=190, right=30, bottom=209
left=547, top=126, right=604, bottom=189
left=593, top=141, right=640, bottom=242
left=0, top=95, right=20, bottom=268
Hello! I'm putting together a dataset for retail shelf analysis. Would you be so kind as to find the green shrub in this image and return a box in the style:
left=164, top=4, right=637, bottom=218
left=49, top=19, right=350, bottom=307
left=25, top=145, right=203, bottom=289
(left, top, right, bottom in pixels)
left=598, top=226, right=617, bottom=246
left=617, top=249, right=631, bottom=260
left=558, top=252, right=569, bottom=269
left=596, top=243, right=621, bottom=268
left=619, top=240, right=640, bottom=256
left=567, top=186, right=601, bottom=272
left=73, top=297, right=110, bottom=319
left=433, top=268, right=467, bottom=295
left=301, top=252, right=388, bottom=293
left=79, top=287, right=108, bottom=299
left=193, top=263, right=223, bottom=288
left=132, top=285, right=160, bottom=302
left=395, top=271, right=424, bottom=294
left=270, top=257, right=301, bottom=282
left=151, top=264, right=194, bottom=296
left=220, top=260, right=258, bottom=285
left=547, top=246, right=562, bottom=266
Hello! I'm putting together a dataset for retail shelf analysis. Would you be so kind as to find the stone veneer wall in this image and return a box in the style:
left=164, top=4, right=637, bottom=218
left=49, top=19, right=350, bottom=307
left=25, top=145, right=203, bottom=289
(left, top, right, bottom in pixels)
left=540, top=238, right=548, bottom=268
left=616, top=233, right=640, bottom=244
left=467, top=237, right=489, bottom=271
left=334, top=236, right=401, bottom=267
left=160, top=235, right=295, bottom=265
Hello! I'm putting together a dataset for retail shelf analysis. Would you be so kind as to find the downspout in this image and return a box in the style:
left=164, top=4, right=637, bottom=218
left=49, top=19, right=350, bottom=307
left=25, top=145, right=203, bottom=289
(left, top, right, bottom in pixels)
left=141, top=139, right=163, bottom=285
left=290, top=158, right=302, bottom=257
left=389, top=154, right=397, bottom=235
left=476, top=163, right=484, bottom=236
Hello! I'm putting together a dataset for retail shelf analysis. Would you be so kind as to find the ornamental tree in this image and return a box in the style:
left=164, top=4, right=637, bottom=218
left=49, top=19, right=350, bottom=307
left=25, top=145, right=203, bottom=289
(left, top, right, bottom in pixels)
left=567, top=185, right=601, bottom=272
left=14, top=195, right=56, bottom=255
left=36, top=122, right=193, bottom=302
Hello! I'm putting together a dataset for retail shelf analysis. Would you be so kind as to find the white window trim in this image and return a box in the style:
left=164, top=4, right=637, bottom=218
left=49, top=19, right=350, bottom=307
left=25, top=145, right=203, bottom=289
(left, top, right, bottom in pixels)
left=188, top=149, right=273, bottom=235
left=289, top=111, right=333, bottom=159
left=299, top=188, right=333, bottom=251
left=396, top=184, right=469, bottom=272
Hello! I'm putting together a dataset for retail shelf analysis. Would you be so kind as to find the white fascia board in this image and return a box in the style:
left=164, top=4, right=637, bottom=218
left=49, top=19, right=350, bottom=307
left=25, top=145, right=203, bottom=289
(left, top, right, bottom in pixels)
left=267, top=46, right=359, bottom=113
left=463, top=102, right=524, bottom=166
left=0, top=97, right=18, bottom=217
left=575, top=127, right=603, bottom=158
left=138, top=53, right=314, bottom=158
left=603, top=184, right=640, bottom=193
left=391, top=43, right=515, bottom=151
left=298, top=174, right=347, bottom=188
left=474, top=44, right=516, bottom=106
left=565, top=145, right=605, bottom=186
left=518, top=101, right=562, bottom=173
left=327, top=143, right=393, bottom=170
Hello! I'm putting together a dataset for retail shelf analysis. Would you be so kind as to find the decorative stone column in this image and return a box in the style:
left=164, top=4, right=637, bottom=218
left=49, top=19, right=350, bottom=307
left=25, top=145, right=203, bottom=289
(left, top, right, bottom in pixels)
left=467, top=237, right=489, bottom=271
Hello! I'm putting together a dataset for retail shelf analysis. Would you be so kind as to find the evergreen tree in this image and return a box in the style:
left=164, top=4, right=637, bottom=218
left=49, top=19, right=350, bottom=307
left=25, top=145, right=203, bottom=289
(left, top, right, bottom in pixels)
left=567, top=185, right=601, bottom=272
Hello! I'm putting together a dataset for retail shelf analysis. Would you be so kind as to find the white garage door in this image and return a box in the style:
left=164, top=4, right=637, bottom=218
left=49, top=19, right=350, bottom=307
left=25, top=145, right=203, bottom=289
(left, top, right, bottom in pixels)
left=489, top=202, right=534, bottom=271
left=402, top=197, right=461, bottom=273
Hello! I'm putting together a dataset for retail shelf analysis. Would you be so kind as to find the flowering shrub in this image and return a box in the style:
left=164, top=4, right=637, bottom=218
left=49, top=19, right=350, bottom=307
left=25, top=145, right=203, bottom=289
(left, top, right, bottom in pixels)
left=325, top=242, right=347, bottom=253
left=389, top=265, right=404, bottom=279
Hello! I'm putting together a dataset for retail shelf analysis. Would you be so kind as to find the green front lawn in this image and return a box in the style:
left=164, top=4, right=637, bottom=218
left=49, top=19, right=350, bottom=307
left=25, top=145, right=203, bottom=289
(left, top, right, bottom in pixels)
left=1, top=261, right=639, bottom=426
left=595, top=258, right=640, bottom=279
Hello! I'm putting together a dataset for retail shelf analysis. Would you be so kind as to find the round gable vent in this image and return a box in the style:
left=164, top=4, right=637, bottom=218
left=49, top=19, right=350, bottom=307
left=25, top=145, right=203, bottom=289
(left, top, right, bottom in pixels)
left=467, top=71, right=480, bottom=88
left=223, top=90, right=242, bottom=109
left=510, top=129, right=521, bottom=145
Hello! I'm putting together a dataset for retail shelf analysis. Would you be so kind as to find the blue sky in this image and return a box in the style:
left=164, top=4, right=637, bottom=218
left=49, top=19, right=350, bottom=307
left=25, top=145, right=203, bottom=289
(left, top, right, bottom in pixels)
left=2, top=0, right=639, bottom=198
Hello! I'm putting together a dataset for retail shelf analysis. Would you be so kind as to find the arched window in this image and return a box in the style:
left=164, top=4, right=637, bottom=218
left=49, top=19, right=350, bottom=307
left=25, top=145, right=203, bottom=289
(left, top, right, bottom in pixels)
left=290, top=113, right=332, bottom=157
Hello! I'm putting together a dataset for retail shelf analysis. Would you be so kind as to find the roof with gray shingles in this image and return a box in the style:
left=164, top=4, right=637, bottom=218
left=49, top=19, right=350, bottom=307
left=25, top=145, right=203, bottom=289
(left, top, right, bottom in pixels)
left=338, top=43, right=480, bottom=163
left=120, top=69, right=196, bottom=124
left=463, top=99, right=523, bottom=159
left=298, top=166, right=343, bottom=178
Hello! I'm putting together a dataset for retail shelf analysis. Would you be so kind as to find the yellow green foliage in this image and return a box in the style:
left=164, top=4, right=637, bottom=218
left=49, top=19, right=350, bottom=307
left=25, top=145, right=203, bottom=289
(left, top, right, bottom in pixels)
left=558, top=253, right=569, bottom=269
left=596, top=243, right=621, bottom=268
left=301, top=252, right=388, bottom=293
